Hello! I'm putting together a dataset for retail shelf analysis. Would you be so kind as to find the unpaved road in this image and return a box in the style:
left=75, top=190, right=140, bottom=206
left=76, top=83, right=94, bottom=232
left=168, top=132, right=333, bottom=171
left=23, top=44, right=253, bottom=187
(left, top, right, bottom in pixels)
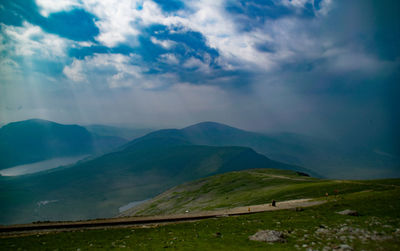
left=0, top=198, right=324, bottom=236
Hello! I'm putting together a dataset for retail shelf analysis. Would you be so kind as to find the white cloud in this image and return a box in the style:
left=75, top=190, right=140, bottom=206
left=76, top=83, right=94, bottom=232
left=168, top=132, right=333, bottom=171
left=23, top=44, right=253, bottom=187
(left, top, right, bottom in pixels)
left=281, top=0, right=311, bottom=9
left=63, top=53, right=147, bottom=88
left=35, top=0, right=82, bottom=17
left=82, top=0, right=142, bottom=47
left=159, top=53, right=179, bottom=64
left=30, top=0, right=318, bottom=72
left=76, top=41, right=96, bottom=47
left=2, top=22, right=69, bottom=58
left=317, top=0, right=334, bottom=16
left=30, top=0, right=336, bottom=73
left=183, top=57, right=211, bottom=73
left=281, top=0, right=332, bottom=16
left=80, top=0, right=186, bottom=47
left=63, top=59, right=86, bottom=82
left=150, top=37, right=176, bottom=49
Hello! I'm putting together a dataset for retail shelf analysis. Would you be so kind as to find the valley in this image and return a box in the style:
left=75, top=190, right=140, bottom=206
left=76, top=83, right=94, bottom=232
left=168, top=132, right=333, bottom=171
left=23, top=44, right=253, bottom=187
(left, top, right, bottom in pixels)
left=0, top=120, right=399, bottom=227
left=1, top=1, right=398, bottom=249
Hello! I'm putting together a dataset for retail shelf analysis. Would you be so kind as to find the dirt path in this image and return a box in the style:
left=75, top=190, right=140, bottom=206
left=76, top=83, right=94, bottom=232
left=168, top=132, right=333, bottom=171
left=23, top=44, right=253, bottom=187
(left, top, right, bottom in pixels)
left=0, top=198, right=324, bottom=236
left=261, top=174, right=312, bottom=181
left=214, top=198, right=324, bottom=214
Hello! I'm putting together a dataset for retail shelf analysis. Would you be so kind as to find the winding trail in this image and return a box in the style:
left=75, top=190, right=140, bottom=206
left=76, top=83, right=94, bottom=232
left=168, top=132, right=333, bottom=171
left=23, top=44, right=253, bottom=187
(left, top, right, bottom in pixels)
left=0, top=198, right=324, bottom=236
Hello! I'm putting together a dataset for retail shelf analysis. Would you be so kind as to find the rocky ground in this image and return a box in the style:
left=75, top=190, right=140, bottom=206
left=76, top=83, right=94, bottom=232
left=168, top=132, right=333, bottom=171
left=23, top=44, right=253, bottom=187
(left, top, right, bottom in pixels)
left=250, top=215, right=400, bottom=251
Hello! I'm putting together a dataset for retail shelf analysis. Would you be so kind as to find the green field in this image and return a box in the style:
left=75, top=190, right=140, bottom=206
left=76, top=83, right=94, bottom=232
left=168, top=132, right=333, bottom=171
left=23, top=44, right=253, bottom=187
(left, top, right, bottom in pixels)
left=1, top=170, right=400, bottom=250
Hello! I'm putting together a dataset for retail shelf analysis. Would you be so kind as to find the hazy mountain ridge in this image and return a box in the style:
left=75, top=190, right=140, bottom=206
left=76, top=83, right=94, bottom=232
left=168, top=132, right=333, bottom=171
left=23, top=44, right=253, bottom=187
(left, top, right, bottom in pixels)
left=84, top=124, right=153, bottom=141
left=0, top=119, right=128, bottom=170
left=1, top=119, right=397, bottom=224
left=0, top=127, right=303, bottom=224
left=132, top=121, right=399, bottom=179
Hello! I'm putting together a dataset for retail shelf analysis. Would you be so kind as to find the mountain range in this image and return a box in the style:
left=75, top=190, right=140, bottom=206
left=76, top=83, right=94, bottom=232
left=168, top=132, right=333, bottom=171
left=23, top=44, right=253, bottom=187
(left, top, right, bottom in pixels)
left=127, top=121, right=399, bottom=179
left=2, top=119, right=397, bottom=178
left=0, top=133, right=301, bottom=224
left=0, top=119, right=398, bottom=224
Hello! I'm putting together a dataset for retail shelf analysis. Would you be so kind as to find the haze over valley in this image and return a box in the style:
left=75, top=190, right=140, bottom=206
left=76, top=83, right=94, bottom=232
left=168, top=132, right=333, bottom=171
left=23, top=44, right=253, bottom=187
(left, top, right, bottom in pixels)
left=0, top=1, right=399, bottom=250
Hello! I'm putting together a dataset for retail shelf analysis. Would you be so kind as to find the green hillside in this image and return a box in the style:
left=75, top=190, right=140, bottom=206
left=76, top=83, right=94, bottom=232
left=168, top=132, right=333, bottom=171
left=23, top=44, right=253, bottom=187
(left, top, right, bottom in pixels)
left=122, top=168, right=400, bottom=217
left=2, top=174, right=399, bottom=251
left=0, top=138, right=300, bottom=225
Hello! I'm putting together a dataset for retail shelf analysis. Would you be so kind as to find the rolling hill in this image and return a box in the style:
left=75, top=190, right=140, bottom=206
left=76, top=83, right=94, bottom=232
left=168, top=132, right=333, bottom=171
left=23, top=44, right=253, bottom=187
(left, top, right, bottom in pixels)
left=0, top=135, right=302, bottom=225
left=0, top=119, right=127, bottom=170
left=120, top=168, right=396, bottom=217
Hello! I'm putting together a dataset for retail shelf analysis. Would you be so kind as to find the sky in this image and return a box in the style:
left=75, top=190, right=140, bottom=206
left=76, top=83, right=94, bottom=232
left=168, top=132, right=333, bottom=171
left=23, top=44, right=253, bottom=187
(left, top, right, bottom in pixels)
left=0, top=0, right=399, bottom=151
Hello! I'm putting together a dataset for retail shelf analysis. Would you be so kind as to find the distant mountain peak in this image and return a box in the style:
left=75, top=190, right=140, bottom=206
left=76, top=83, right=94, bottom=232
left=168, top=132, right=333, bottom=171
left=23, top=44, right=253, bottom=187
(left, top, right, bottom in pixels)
left=0, top=119, right=128, bottom=169
left=5, top=118, right=55, bottom=126
left=183, top=121, right=243, bottom=132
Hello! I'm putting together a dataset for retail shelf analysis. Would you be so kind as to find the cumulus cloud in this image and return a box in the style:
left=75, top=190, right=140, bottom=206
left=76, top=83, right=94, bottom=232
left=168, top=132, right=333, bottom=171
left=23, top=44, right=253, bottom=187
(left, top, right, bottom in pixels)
left=63, top=53, right=145, bottom=88
left=158, top=53, right=179, bottom=64
left=150, top=36, right=176, bottom=49
left=30, top=0, right=332, bottom=72
left=76, top=0, right=184, bottom=47
left=26, top=0, right=338, bottom=73
left=2, top=22, right=69, bottom=58
left=63, top=59, right=86, bottom=82
left=36, top=0, right=82, bottom=17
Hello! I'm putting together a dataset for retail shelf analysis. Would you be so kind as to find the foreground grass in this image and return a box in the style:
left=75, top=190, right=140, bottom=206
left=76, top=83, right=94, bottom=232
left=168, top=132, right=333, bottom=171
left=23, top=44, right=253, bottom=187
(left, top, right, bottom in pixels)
left=1, top=187, right=400, bottom=250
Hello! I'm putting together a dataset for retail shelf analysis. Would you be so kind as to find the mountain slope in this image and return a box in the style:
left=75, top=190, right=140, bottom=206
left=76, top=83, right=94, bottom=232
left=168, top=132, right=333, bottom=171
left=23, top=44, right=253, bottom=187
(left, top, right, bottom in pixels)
left=126, top=122, right=320, bottom=176
left=0, top=119, right=127, bottom=170
left=0, top=136, right=301, bottom=224
left=121, top=169, right=399, bottom=217
left=84, top=124, right=152, bottom=140
left=0, top=119, right=93, bottom=169
left=129, top=121, right=399, bottom=179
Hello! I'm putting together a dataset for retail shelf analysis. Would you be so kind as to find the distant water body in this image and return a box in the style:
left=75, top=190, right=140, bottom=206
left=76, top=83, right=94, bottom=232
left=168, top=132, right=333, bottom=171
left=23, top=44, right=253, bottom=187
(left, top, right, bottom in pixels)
left=0, top=155, right=89, bottom=176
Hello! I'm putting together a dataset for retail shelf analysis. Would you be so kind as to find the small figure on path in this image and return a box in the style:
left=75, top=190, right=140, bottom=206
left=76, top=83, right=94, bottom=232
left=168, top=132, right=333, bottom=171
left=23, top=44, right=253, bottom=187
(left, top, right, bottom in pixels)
left=325, top=192, right=329, bottom=200
left=272, top=200, right=276, bottom=207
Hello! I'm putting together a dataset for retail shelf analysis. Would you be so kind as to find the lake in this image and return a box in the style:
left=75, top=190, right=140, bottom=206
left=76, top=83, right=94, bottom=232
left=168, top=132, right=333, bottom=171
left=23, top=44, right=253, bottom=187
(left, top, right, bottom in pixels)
left=0, top=155, right=89, bottom=176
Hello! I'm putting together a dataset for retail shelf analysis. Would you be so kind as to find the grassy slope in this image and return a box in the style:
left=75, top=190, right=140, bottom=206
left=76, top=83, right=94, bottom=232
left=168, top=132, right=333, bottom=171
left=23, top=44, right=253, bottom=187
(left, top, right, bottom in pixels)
left=122, top=169, right=396, bottom=216
left=1, top=179, right=399, bottom=250
left=0, top=144, right=300, bottom=225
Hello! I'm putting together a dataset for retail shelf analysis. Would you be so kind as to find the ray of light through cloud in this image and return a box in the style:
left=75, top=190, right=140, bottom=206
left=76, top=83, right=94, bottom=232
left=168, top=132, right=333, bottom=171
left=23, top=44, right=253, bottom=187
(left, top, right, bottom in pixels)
left=0, top=0, right=398, bottom=156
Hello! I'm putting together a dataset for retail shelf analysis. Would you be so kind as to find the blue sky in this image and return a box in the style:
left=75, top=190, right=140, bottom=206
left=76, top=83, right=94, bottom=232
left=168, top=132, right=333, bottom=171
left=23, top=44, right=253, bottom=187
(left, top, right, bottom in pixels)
left=0, top=0, right=399, bottom=151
